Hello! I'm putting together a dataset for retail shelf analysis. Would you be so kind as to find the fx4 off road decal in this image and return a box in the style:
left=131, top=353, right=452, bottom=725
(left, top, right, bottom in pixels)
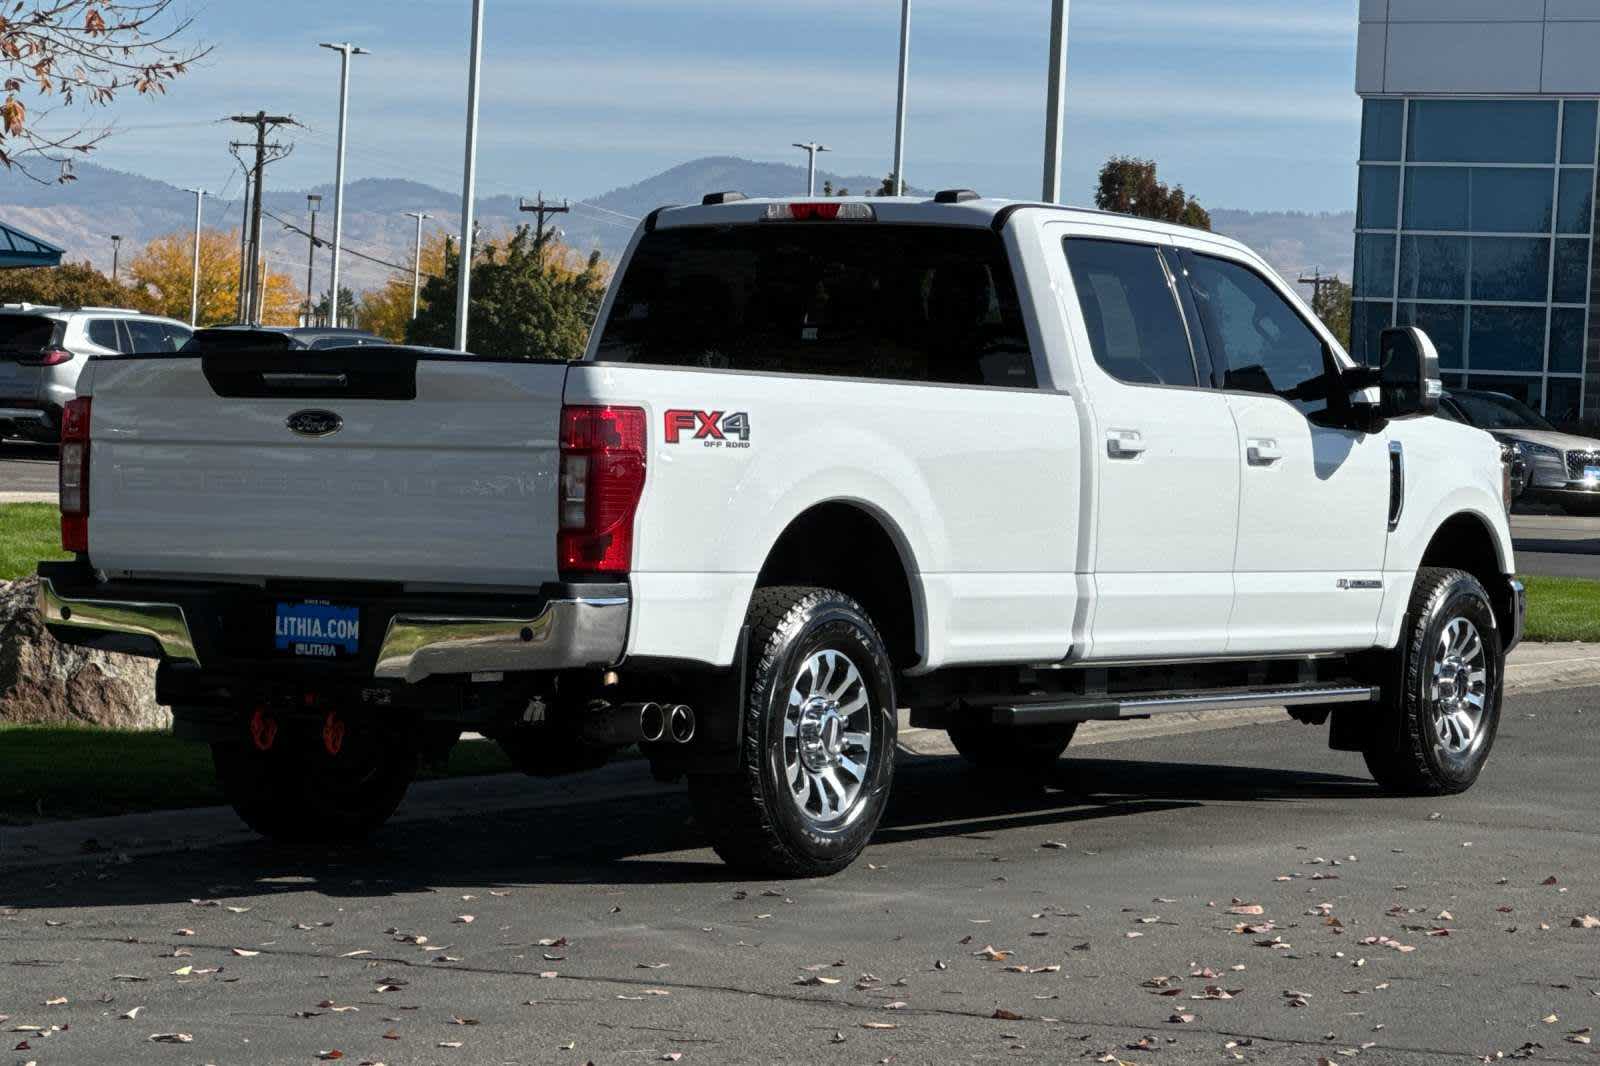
left=665, top=410, right=752, bottom=449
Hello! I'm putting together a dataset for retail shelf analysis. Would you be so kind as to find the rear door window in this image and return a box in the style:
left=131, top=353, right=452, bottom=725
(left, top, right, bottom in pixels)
left=1063, top=238, right=1199, bottom=388
left=0, top=315, right=63, bottom=357
left=596, top=225, right=1037, bottom=388
left=126, top=319, right=188, bottom=353
left=86, top=319, right=128, bottom=352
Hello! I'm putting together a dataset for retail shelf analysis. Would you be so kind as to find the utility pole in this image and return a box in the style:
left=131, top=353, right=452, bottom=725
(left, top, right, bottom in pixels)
left=236, top=169, right=252, bottom=322
left=892, top=0, right=911, bottom=197
left=319, top=43, right=368, bottom=329
left=456, top=0, right=486, bottom=352
left=305, top=194, right=322, bottom=326
left=1298, top=269, right=1345, bottom=320
left=229, top=110, right=296, bottom=324
left=793, top=142, right=830, bottom=197
left=404, top=211, right=432, bottom=318
left=518, top=194, right=570, bottom=269
left=184, top=189, right=205, bottom=326
left=109, top=235, right=123, bottom=282
left=1042, top=0, right=1070, bottom=203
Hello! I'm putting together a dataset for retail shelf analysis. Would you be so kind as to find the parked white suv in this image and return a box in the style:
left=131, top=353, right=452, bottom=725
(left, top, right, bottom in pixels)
left=0, top=305, right=192, bottom=443
left=38, top=194, right=1523, bottom=877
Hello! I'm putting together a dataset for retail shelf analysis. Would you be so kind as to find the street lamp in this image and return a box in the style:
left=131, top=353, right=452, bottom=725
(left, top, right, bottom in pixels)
left=183, top=190, right=205, bottom=325
left=404, top=211, right=432, bottom=319
left=319, top=41, right=369, bottom=328
left=793, top=142, right=830, bottom=197
left=109, top=234, right=123, bottom=282
left=1042, top=0, right=1071, bottom=203
left=305, top=193, right=323, bottom=325
left=892, top=0, right=911, bottom=197
left=455, top=0, right=486, bottom=352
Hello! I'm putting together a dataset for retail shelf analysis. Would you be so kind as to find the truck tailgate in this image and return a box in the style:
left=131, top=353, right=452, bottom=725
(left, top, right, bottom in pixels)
left=84, top=354, right=568, bottom=589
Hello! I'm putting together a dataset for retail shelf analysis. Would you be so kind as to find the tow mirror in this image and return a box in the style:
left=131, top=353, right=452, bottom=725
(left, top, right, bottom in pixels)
left=1377, top=326, right=1442, bottom=420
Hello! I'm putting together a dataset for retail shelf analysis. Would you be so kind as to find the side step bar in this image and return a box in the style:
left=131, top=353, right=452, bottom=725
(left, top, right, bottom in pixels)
left=988, top=685, right=1379, bottom=726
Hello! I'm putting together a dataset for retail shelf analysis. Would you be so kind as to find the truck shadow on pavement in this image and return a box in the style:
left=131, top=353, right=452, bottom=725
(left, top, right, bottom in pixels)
left=3, top=755, right=1375, bottom=910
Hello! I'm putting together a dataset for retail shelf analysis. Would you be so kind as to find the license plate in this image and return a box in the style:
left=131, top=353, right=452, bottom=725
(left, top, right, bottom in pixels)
left=1585, top=466, right=1600, bottom=481
left=274, top=601, right=360, bottom=659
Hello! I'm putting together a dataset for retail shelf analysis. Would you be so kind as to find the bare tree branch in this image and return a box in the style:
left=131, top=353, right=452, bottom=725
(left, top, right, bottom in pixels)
left=0, top=0, right=210, bottom=182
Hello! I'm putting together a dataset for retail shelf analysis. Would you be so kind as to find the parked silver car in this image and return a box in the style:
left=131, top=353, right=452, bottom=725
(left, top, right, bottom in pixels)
left=1439, top=388, right=1600, bottom=514
left=0, top=304, right=193, bottom=443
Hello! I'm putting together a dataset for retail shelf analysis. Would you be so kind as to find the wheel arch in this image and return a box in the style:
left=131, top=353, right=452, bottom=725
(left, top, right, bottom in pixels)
left=1418, top=510, right=1517, bottom=641
left=753, top=500, right=924, bottom=671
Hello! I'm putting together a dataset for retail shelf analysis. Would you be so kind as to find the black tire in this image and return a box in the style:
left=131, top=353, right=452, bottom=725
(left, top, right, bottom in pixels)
left=1363, top=567, right=1503, bottom=796
left=687, top=586, right=897, bottom=878
left=212, top=723, right=417, bottom=844
left=948, top=721, right=1077, bottom=776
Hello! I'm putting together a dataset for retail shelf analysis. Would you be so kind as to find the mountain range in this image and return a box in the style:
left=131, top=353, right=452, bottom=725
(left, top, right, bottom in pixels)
left=0, top=158, right=1355, bottom=298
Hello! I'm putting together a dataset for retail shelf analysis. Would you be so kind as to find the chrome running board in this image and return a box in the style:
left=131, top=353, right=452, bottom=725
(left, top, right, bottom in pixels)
left=991, top=685, right=1378, bottom=726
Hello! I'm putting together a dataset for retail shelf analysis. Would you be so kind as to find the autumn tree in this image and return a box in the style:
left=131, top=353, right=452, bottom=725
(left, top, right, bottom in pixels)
left=127, top=229, right=301, bottom=326
left=1, top=2, right=208, bottom=182
left=1095, top=157, right=1212, bottom=231
left=0, top=259, right=149, bottom=308
left=359, top=231, right=451, bottom=342
left=1310, top=276, right=1353, bottom=350
left=408, top=227, right=609, bottom=359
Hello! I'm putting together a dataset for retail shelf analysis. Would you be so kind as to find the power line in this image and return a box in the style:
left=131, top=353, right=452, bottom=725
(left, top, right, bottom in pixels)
left=260, top=207, right=443, bottom=281
left=229, top=110, right=298, bottom=322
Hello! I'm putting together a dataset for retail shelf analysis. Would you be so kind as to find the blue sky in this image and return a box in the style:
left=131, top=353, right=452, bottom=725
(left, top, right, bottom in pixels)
left=87, top=0, right=1362, bottom=212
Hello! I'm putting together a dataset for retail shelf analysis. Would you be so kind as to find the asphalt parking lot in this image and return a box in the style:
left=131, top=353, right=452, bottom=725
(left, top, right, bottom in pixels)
left=0, top=440, right=57, bottom=501
left=4, top=687, right=1599, bottom=1065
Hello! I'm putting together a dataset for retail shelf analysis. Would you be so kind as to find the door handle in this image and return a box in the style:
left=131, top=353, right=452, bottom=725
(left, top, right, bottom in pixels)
left=1247, top=438, right=1283, bottom=466
left=1106, top=430, right=1146, bottom=460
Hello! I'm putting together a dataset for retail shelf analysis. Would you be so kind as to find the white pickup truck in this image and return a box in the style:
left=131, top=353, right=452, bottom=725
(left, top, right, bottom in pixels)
left=39, top=192, right=1524, bottom=877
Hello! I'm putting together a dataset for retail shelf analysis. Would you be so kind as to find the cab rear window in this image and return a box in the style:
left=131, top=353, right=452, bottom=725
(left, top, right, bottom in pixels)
left=595, top=225, right=1037, bottom=388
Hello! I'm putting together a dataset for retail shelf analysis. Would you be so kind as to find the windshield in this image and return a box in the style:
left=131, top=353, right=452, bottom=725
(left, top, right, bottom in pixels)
left=1449, top=390, right=1557, bottom=431
left=595, top=224, right=1036, bottom=388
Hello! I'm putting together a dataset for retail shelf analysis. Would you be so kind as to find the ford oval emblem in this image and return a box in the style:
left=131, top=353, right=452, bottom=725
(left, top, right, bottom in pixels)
left=287, top=410, right=343, bottom=438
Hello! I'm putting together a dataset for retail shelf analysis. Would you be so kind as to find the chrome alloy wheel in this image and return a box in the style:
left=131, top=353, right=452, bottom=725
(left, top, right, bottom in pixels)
left=1429, top=616, right=1489, bottom=759
left=783, top=649, right=874, bottom=829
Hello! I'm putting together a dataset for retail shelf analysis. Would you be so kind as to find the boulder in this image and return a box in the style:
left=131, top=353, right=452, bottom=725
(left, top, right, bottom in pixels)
left=0, top=576, right=169, bottom=730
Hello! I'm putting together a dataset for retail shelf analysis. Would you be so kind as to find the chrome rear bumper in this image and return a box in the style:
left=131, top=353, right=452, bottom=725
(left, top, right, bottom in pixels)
left=39, top=576, right=630, bottom=684
left=39, top=577, right=199, bottom=663
left=373, top=596, right=629, bottom=683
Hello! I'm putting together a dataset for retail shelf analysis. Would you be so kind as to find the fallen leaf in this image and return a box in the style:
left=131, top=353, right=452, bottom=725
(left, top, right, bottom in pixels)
left=1169, top=1012, right=1196, bottom=1024
left=992, top=1008, right=1024, bottom=1021
left=169, top=966, right=193, bottom=977
left=1573, top=915, right=1600, bottom=930
left=795, top=975, right=841, bottom=986
left=120, top=1007, right=142, bottom=1020
left=41, top=998, right=65, bottom=1007
left=1228, top=904, right=1265, bottom=916
left=316, top=1053, right=344, bottom=1062
left=862, top=1022, right=898, bottom=1030
left=339, top=950, right=372, bottom=958
left=454, top=915, right=474, bottom=924
left=437, top=1040, right=464, bottom=1048
left=975, top=946, right=1011, bottom=961
left=150, top=1033, right=194, bottom=1043
left=230, top=948, right=260, bottom=957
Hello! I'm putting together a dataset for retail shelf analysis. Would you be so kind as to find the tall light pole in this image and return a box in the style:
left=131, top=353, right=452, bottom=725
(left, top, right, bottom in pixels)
left=1042, top=0, right=1071, bottom=203
left=183, top=189, right=205, bottom=325
left=455, top=0, right=486, bottom=352
left=793, top=142, right=830, bottom=197
left=305, top=193, right=323, bottom=326
left=320, top=41, right=369, bottom=329
left=404, top=211, right=432, bottom=319
left=892, top=0, right=911, bottom=197
left=109, top=235, right=123, bottom=282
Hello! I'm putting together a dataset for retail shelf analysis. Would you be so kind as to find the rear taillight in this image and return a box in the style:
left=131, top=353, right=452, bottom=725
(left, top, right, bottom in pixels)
left=59, top=397, right=91, bottom=553
left=558, top=405, right=647, bottom=575
left=19, top=347, right=73, bottom=367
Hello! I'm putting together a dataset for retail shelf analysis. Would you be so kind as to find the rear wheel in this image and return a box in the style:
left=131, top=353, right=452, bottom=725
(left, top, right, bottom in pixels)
left=1363, top=567, right=1502, bottom=795
left=687, top=586, right=897, bottom=877
left=948, top=721, right=1077, bottom=777
left=212, top=713, right=417, bottom=844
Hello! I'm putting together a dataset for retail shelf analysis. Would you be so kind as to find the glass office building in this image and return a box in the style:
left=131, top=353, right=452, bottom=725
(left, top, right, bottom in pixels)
left=1355, top=2, right=1600, bottom=421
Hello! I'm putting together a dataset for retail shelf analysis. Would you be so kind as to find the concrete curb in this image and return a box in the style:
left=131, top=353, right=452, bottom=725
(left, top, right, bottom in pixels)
left=5, top=642, right=1599, bottom=872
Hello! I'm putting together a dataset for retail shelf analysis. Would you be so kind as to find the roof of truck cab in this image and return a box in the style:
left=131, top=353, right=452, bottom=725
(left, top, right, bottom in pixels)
left=646, top=196, right=1254, bottom=255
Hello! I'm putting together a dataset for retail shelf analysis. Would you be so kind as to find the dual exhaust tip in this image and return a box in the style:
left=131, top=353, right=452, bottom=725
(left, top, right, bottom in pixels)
left=637, top=702, right=695, bottom=745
